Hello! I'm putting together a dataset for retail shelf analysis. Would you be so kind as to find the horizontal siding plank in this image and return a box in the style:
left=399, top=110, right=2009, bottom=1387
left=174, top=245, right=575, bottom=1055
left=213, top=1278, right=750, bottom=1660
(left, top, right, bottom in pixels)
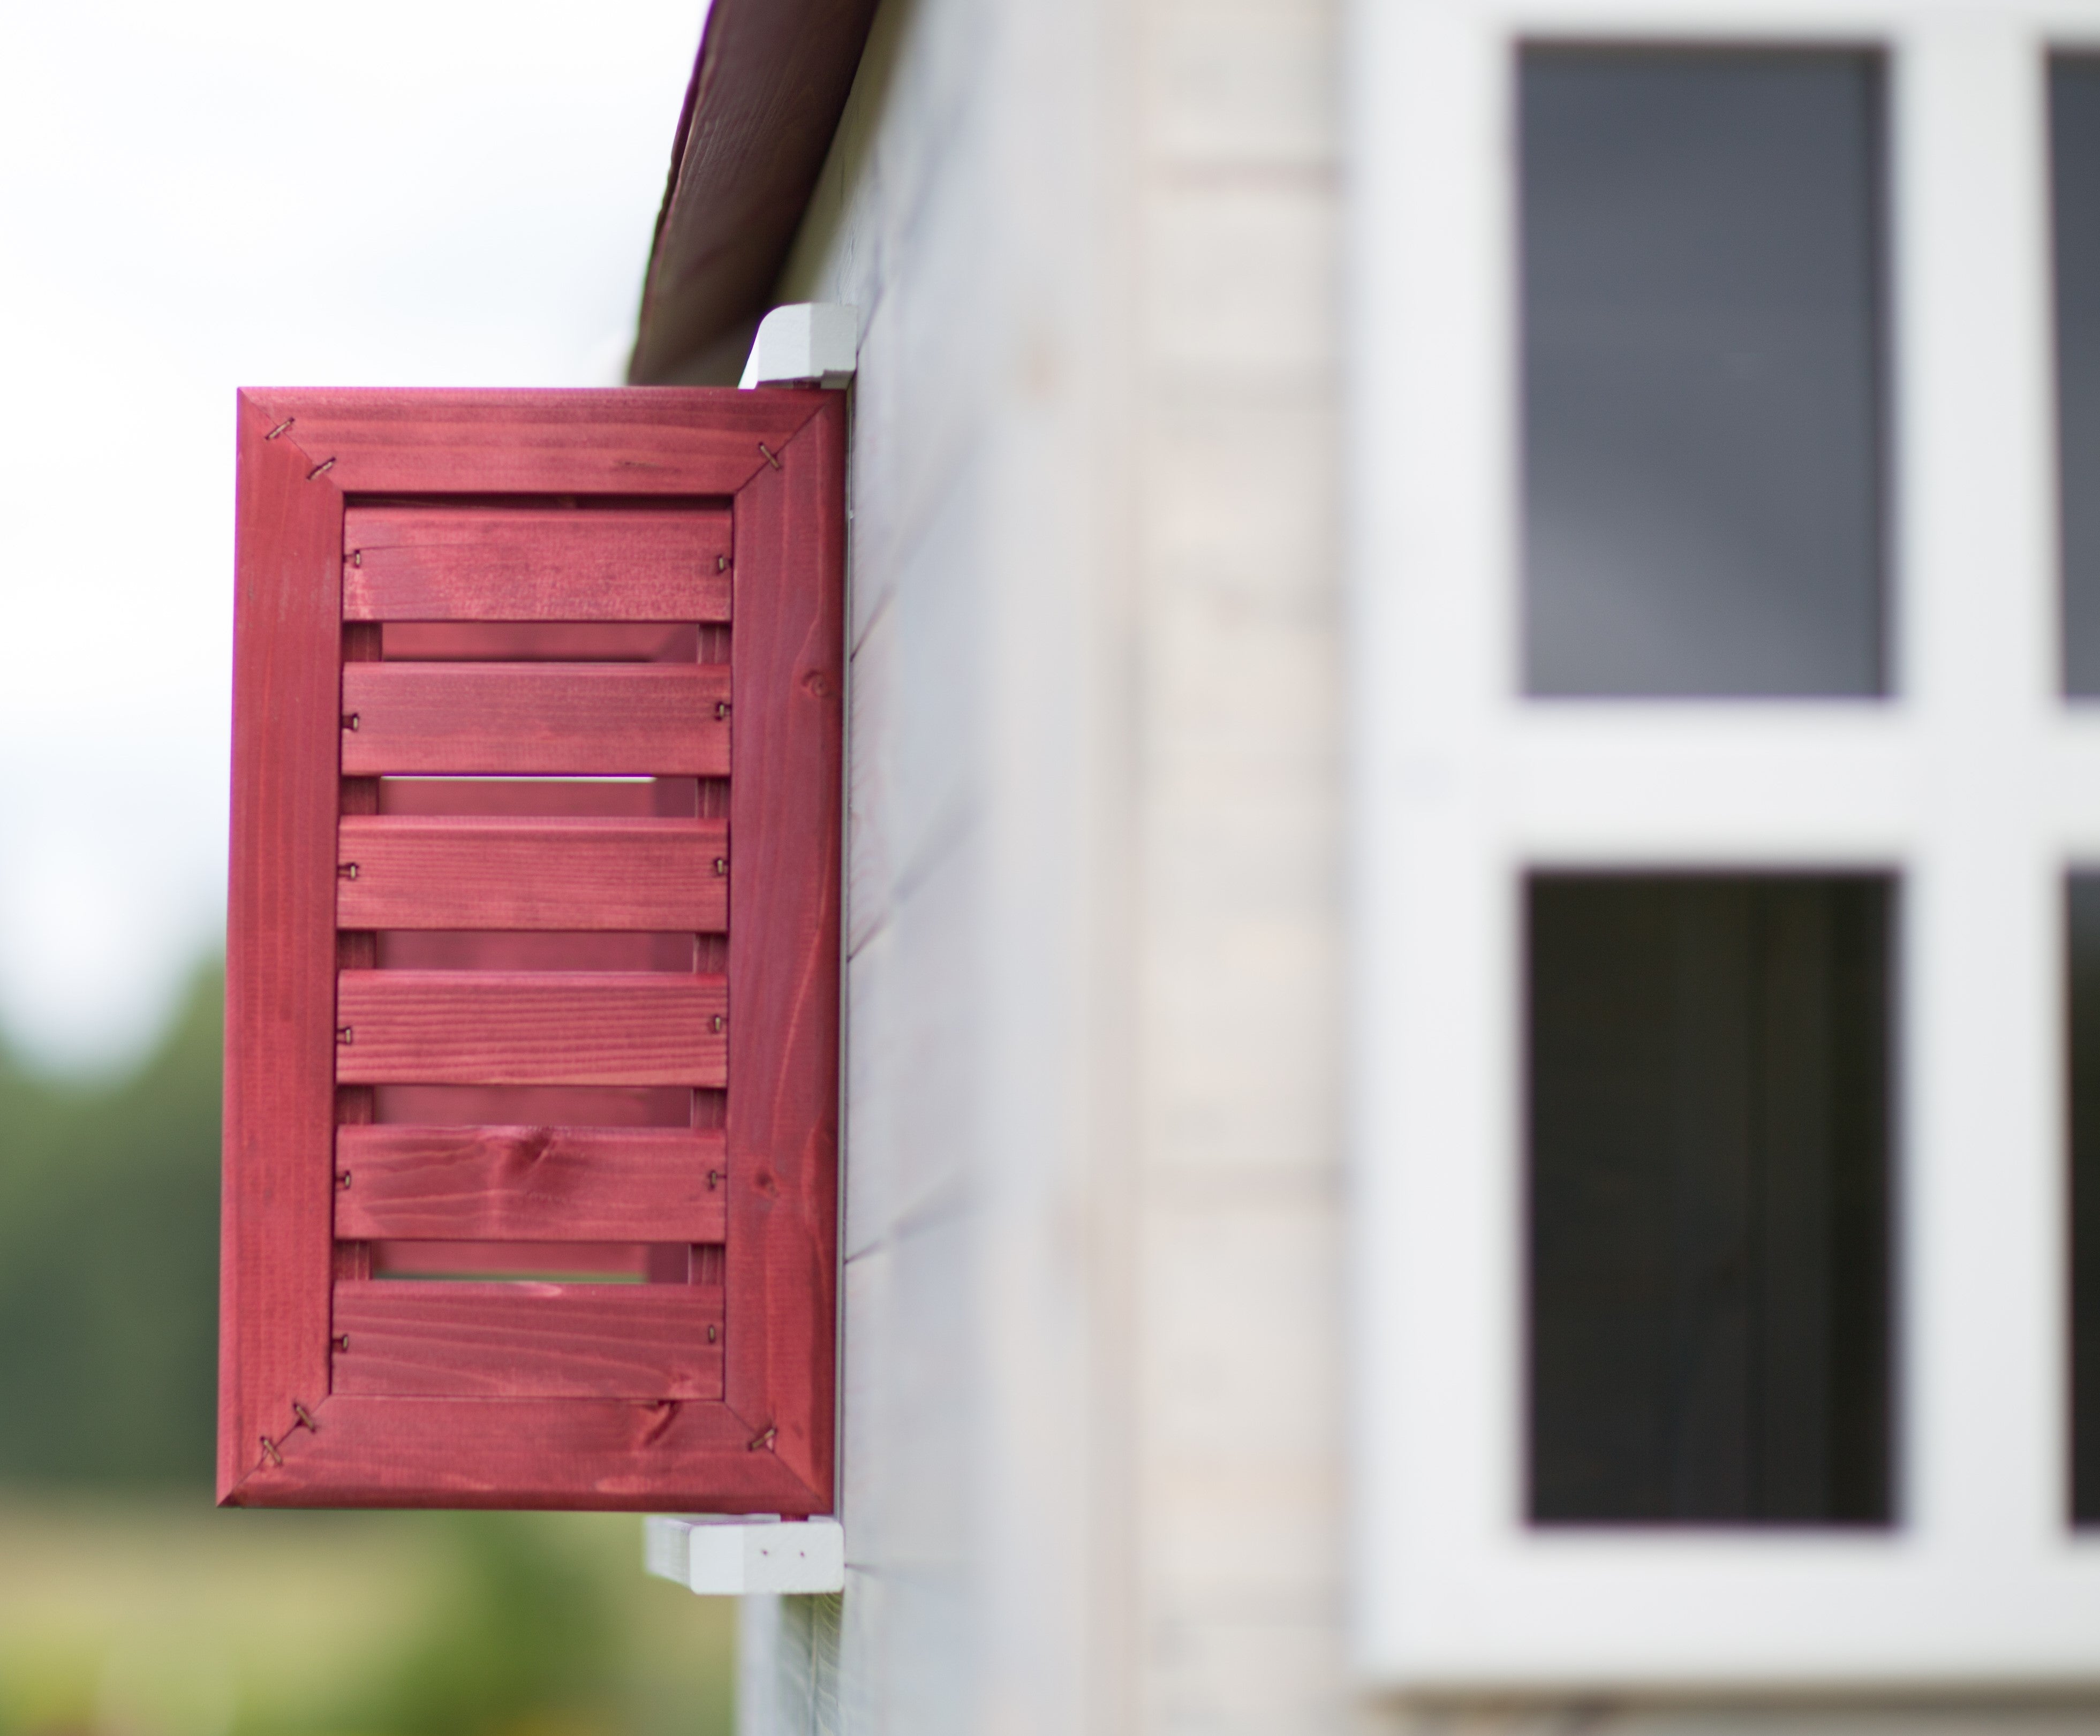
left=335, top=1124, right=728, bottom=1241
left=331, top=1282, right=723, bottom=1399
left=335, top=971, right=728, bottom=1085
left=337, top=816, right=729, bottom=931
left=343, top=506, right=732, bottom=622
left=340, top=664, right=731, bottom=776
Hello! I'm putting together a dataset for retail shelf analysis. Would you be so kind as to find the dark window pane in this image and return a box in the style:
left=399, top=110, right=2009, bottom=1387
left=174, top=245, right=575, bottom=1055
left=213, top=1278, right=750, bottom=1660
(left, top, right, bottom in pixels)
left=2053, top=60, right=2100, bottom=695
left=1528, top=875, right=1893, bottom=1523
left=1522, top=50, right=1887, bottom=697
left=2067, top=877, right=2100, bottom=1517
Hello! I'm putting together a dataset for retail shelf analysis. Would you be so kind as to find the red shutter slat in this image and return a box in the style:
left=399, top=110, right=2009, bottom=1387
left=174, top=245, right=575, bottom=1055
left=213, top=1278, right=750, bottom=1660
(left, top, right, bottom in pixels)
left=343, top=506, right=734, bottom=622
left=336, top=816, right=730, bottom=932
left=334, top=1125, right=728, bottom=1242
left=330, top=1283, right=725, bottom=1399
left=335, top=971, right=729, bottom=1086
left=223, top=386, right=841, bottom=1512
left=340, top=663, right=732, bottom=777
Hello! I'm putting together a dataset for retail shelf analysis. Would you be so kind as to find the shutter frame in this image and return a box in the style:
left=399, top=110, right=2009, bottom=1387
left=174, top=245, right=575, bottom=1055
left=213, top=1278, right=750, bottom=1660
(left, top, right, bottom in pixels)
left=220, top=388, right=843, bottom=1511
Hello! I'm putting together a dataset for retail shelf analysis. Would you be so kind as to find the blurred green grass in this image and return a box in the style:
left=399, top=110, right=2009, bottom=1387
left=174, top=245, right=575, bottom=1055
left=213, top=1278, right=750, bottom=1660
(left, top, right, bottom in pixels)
left=0, top=966, right=734, bottom=1736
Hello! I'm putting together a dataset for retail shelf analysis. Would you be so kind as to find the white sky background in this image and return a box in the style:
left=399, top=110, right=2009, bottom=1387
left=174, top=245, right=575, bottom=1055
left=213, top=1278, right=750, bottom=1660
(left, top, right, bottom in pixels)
left=0, top=1, right=708, bottom=1071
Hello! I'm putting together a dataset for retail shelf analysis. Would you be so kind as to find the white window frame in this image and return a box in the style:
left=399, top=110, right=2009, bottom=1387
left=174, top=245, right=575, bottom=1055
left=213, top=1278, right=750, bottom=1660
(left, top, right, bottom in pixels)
left=1349, top=0, right=2100, bottom=1689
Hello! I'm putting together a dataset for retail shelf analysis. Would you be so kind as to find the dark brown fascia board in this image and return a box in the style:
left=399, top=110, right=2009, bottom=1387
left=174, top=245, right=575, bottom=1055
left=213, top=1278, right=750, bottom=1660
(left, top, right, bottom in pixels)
left=628, top=0, right=881, bottom=385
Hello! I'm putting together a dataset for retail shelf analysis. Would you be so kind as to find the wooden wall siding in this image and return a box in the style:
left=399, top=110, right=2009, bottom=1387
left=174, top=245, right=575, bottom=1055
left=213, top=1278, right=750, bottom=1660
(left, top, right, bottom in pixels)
left=220, top=388, right=842, bottom=1512
left=727, top=0, right=1348, bottom=1726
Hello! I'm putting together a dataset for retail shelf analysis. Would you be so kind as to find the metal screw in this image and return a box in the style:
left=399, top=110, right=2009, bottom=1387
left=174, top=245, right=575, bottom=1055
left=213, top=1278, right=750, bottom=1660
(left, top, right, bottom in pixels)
left=707, top=1325, right=718, bottom=1344
left=349, top=549, right=363, bottom=567
left=265, top=418, right=294, bottom=441
left=338, top=862, right=359, bottom=880
left=291, top=1403, right=318, bottom=1433
left=259, top=1436, right=283, bottom=1466
left=706, top=1169, right=722, bottom=1189
left=334, top=1335, right=350, bottom=1352
left=757, top=442, right=782, bottom=471
left=337, top=1171, right=352, bottom=1189
left=747, top=1423, right=777, bottom=1452
left=712, top=857, right=727, bottom=876
left=306, top=457, right=336, bottom=480
left=336, top=1026, right=354, bottom=1045
left=710, top=1014, right=725, bottom=1035
left=716, top=554, right=729, bottom=573
left=342, top=713, right=360, bottom=732
left=714, top=701, right=730, bottom=721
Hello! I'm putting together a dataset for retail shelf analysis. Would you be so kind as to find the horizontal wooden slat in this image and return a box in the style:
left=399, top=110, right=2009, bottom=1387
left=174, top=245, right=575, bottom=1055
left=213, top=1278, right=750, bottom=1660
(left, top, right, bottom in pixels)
left=340, top=664, right=730, bottom=776
left=335, top=971, right=727, bottom=1085
left=335, top=1124, right=728, bottom=1241
left=337, top=816, right=728, bottom=931
left=331, top=1282, right=723, bottom=1398
left=343, top=506, right=733, bottom=622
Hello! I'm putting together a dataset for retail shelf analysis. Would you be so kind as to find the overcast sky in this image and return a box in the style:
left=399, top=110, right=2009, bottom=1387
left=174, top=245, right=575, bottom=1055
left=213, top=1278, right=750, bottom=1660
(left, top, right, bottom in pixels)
left=0, top=1, right=706, bottom=1069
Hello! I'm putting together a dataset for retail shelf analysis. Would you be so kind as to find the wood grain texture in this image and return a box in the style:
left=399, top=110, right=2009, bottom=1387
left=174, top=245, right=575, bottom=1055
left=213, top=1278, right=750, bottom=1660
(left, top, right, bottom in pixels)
left=237, top=388, right=829, bottom=497
left=220, top=395, right=345, bottom=1502
left=341, top=663, right=730, bottom=777
left=369, top=1241, right=660, bottom=1279
left=335, top=971, right=728, bottom=1086
left=723, top=393, right=845, bottom=1501
left=222, top=1395, right=830, bottom=1511
left=336, top=816, right=729, bottom=931
left=331, top=1282, right=724, bottom=1398
left=343, top=505, right=732, bottom=622
left=335, top=1124, right=728, bottom=1241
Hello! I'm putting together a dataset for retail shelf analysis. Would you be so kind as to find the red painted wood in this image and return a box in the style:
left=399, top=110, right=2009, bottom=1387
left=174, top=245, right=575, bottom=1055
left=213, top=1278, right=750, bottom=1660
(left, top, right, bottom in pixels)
left=383, top=623, right=701, bottom=662
left=335, top=971, right=728, bottom=1086
left=222, top=388, right=841, bottom=1512
left=224, top=1395, right=829, bottom=1511
left=236, top=388, right=829, bottom=497
left=221, top=394, right=345, bottom=1502
left=341, top=663, right=730, bottom=777
left=335, top=1124, right=728, bottom=1241
left=336, top=816, right=729, bottom=931
left=343, top=505, right=733, bottom=622
left=331, top=1282, right=724, bottom=1399
left=723, top=393, right=844, bottom=1497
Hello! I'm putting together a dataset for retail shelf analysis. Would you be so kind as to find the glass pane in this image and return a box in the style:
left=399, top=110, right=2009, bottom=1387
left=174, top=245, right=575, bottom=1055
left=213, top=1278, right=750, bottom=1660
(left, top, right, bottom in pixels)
left=1522, top=50, right=1887, bottom=698
left=2053, top=60, right=2100, bottom=695
left=1528, top=875, right=1893, bottom=1523
left=2067, top=876, right=2100, bottom=1518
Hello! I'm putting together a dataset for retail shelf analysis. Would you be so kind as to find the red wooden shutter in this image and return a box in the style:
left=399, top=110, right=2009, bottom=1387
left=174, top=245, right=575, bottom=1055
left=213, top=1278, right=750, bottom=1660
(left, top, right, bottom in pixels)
left=220, top=390, right=842, bottom=1511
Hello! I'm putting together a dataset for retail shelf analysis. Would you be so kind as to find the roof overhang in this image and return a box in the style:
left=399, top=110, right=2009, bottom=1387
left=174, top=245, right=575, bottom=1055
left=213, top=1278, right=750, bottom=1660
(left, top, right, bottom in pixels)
left=627, top=0, right=881, bottom=385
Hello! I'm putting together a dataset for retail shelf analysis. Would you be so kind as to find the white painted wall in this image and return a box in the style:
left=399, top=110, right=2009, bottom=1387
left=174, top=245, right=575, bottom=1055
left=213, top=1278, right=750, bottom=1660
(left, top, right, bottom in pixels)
left=731, top=0, right=2100, bottom=1729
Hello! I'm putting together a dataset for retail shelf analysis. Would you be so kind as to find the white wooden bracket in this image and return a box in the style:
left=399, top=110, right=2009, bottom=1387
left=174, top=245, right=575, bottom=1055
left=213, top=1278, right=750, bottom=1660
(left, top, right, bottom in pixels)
left=643, top=1514, right=846, bottom=1595
left=738, top=303, right=859, bottom=389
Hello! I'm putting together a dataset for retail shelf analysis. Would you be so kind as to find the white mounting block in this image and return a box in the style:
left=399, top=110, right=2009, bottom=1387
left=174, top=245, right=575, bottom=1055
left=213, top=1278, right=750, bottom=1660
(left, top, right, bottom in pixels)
left=644, top=1514, right=846, bottom=1596
left=738, top=303, right=858, bottom=390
